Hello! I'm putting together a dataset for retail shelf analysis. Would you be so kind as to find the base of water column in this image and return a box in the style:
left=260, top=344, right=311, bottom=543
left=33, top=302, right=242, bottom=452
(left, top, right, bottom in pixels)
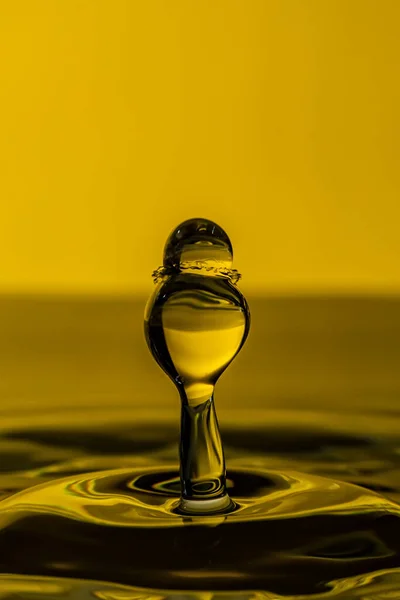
left=179, top=493, right=233, bottom=515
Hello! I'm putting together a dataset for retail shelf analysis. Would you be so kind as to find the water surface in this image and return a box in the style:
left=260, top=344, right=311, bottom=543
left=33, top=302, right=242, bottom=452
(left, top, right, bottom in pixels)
left=0, top=296, right=399, bottom=599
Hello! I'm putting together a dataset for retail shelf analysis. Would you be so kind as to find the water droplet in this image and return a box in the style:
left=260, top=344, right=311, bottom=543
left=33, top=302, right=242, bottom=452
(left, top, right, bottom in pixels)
left=145, top=219, right=250, bottom=512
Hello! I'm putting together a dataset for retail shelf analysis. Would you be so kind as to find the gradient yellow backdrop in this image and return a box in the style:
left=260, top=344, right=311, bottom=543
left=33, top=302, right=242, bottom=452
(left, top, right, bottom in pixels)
left=1, top=0, right=399, bottom=295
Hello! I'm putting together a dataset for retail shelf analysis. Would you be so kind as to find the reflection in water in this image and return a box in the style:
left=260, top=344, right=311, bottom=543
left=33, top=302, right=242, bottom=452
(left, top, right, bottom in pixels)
left=0, top=297, right=399, bottom=597
left=1, top=412, right=400, bottom=596
left=0, top=570, right=399, bottom=599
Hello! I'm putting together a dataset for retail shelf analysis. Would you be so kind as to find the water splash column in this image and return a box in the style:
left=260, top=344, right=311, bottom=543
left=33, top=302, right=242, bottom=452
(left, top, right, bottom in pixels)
left=144, top=218, right=250, bottom=514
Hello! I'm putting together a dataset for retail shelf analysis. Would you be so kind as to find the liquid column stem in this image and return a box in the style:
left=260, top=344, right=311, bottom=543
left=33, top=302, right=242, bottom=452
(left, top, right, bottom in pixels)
left=179, top=394, right=231, bottom=513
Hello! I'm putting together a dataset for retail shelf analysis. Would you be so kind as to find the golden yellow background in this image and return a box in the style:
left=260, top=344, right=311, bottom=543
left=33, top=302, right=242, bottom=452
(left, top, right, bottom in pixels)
left=1, top=0, right=399, bottom=295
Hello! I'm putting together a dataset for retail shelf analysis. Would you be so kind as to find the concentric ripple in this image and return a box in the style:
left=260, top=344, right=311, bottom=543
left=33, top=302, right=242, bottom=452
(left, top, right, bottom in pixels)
left=1, top=465, right=398, bottom=528
left=0, top=462, right=400, bottom=595
left=1, top=409, right=400, bottom=596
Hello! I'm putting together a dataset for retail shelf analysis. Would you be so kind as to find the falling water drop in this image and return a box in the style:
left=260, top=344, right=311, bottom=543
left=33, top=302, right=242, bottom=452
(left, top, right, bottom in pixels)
left=144, top=218, right=250, bottom=513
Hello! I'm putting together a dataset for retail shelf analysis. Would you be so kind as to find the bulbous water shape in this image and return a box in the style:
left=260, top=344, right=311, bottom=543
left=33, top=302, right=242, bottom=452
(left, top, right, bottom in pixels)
left=144, top=218, right=250, bottom=513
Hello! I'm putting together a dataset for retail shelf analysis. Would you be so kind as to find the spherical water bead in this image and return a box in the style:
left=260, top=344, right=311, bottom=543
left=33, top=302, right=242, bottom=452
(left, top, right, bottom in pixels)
left=163, top=218, right=235, bottom=277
